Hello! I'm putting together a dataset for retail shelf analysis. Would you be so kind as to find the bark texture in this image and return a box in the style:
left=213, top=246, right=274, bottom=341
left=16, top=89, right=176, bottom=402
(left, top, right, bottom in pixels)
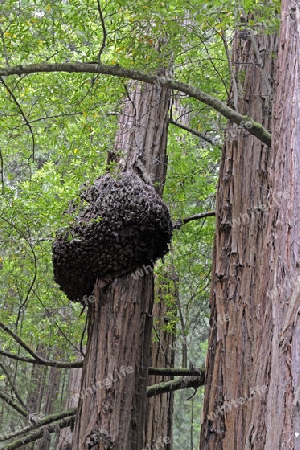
left=144, top=299, right=174, bottom=450
left=56, top=359, right=82, bottom=450
left=72, top=274, right=154, bottom=449
left=200, top=17, right=279, bottom=450
left=262, top=3, right=300, bottom=447
left=35, top=363, right=61, bottom=450
left=110, top=81, right=170, bottom=195
left=72, top=81, right=171, bottom=449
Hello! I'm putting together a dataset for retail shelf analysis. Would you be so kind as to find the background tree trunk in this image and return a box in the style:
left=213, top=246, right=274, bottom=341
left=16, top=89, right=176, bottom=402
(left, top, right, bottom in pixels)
left=56, top=356, right=82, bottom=450
left=144, top=282, right=175, bottom=450
left=200, top=16, right=278, bottom=449
left=72, top=80, right=171, bottom=449
left=35, top=363, right=61, bottom=450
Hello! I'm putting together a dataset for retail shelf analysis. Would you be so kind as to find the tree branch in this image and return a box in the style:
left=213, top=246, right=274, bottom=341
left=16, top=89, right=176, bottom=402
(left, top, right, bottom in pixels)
left=0, top=322, right=44, bottom=361
left=173, top=211, right=216, bottom=229
left=96, top=0, right=107, bottom=63
left=0, top=77, right=35, bottom=161
left=0, top=147, right=4, bottom=194
left=0, top=373, right=205, bottom=448
left=0, top=321, right=82, bottom=368
left=169, top=119, right=219, bottom=146
left=147, top=375, right=205, bottom=397
left=0, top=408, right=76, bottom=443
left=0, top=362, right=27, bottom=411
left=0, top=390, right=28, bottom=418
left=0, top=348, right=83, bottom=368
left=148, top=367, right=204, bottom=376
left=0, top=62, right=271, bottom=145
left=3, top=416, right=75, bottom=450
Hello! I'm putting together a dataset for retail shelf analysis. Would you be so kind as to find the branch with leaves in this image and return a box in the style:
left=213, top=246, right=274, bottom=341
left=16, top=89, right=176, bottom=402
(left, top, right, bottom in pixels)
left=0, top=62, right=271, bottom=145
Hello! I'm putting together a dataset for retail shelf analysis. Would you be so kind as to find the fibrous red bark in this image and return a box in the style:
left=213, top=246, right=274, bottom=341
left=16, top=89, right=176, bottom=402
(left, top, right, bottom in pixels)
left=72, top=80, right=171, bottom=449
left=200, top=15, right=279, bottom=449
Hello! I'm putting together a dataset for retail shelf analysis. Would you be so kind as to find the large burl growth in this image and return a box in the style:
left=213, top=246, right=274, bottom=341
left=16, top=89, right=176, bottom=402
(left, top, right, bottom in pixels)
left=52, top=171, right=172, bottom=302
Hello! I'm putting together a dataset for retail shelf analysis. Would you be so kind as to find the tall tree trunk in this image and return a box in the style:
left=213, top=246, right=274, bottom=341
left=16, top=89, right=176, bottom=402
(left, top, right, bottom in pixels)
left=144, top=283, right=175, bottom=450
left=261, top=2, right=300, bottom=446
left=21, top=346, right=48, bottom=450
left=35, top=363, right=62, bottom=450
left=56, top=358, right=82, bottom=450
left=200, top=15, right=279, bottom=449
left=72, top=81, right=171, bottom=449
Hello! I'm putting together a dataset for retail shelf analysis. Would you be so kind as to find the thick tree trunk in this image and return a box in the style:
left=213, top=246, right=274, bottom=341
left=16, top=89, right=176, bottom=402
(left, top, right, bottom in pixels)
left=72, top=274, right=154, bottom=449
left=261, top=3, right=300, bottom=446
left=72, top=81, right=171, bottom=449
left=200, top=16, right=279, bottom=450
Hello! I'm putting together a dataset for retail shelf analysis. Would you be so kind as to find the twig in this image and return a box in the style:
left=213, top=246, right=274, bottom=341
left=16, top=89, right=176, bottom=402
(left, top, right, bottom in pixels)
left=0, top=148, right=4, bottom=194
left=221, top=30, right=239, bottom=110
left=173, top=211, right=216, bottom=229
left=97, top=0, right=107, bottom=63
left=0, top=77, right=35, bottom=161
left=169, top=119, right=218, bottom=146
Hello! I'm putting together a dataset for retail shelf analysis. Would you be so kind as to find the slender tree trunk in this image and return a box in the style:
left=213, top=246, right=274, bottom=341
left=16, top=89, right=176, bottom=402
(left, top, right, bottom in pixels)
left=144, top=287, right=175, bottom=450
left=72, top=81, right=171, bottom=449
left=200, top=14, right=279, bottom=449
left=21, top=346, right=48, bottom=450
left=35, top=363, right=62, bottom=450
left=56, top=358, right=82, bottom=450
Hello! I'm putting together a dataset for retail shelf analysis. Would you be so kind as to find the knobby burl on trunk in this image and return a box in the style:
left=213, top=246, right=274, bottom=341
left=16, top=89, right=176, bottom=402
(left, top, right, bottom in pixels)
left=52, top=171, right=172, bottom=304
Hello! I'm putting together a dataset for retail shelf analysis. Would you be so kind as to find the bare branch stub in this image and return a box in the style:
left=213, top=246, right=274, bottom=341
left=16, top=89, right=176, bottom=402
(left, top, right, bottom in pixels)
left=52, top=172, right=172, bottom=303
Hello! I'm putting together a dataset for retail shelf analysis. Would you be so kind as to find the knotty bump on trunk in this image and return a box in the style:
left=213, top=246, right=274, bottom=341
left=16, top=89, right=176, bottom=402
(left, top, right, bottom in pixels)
left=52, top=171, right=172, bottom=303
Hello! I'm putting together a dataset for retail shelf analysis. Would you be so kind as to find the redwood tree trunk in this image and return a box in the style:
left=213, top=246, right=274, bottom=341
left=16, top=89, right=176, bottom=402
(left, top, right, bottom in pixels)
left=200, top=14, right=279, bottom=450
left=145, top=294, right=175, bottom=450
left=56, top=356, right=82, bottom=450
left=72, top=81, right=171, bottom=449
